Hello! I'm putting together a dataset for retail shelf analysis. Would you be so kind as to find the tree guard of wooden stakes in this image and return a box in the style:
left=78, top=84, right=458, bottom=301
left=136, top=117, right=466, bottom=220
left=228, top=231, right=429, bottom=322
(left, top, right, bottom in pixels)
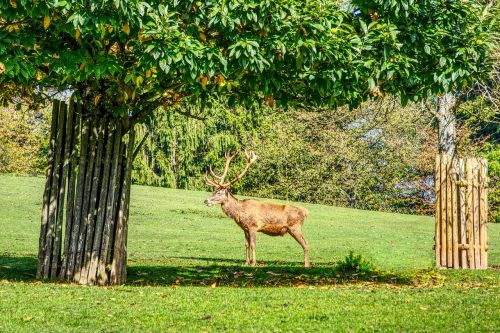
left=36, top=99, right=144, bottom=285
left=434, top=154, right=489, bottom=269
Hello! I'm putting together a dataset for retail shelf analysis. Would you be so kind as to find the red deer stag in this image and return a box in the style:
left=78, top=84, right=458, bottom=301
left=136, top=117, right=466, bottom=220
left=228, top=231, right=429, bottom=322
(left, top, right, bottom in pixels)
left=204, top=150, right=311, bottom=267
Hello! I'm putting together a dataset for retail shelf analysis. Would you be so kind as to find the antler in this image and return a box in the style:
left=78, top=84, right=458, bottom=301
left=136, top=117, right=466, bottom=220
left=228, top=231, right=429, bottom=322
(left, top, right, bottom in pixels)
left=204, top=149, right=259, bottom=188
left=223, top=150, right=259, bottom=187
left=204, top=149, right=238, bottom=187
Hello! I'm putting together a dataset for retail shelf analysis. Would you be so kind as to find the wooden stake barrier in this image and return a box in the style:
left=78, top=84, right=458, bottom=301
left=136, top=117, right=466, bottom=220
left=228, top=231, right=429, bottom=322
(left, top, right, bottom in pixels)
left=37, top=99, right=139, bottom=285
left=435, top=154, right=489, bottom=269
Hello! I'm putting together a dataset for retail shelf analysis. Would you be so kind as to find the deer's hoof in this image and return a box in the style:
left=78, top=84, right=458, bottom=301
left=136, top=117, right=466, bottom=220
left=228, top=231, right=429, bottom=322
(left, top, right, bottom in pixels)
left=304, top=263, right=312, bottom=268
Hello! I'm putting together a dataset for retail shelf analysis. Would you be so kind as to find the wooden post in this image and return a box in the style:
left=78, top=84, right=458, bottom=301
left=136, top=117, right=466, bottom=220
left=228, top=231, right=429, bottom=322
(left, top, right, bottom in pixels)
left=111, top=127, right=136, bottom=285
left=74, top=117, right=99, bottom=282
left=451, top=158, right=459, bottom=268
left=67, top=114, right=90, bottom=279
left=472, top=159, right=481, bottom=267
left=79, top=119, right=106, bottom=284
left=43, top=100, right=66, bottom=278
left=478, top=159, right=488, bottom=269
left=434, top=155, right=441, bottom=267
left=466, top=158, right=475, bottom=268
left=37, top=100, right=60, bottom=279
left=51, top=102, right=71, bottom=278
left=439, top=155, right=448, bottom=266
left=457, top=159, right=467, bottom=268
left=60, top=104, right=81, bottom=279
left=445, top=156, right=453, bottom=268
left=97, top=123, right=122, bottom=285
left=87, top=121, right=114, bottom=284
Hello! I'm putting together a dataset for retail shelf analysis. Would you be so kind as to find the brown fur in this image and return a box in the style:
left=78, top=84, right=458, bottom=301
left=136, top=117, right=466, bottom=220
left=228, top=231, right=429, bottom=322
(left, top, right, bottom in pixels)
left=206, top=191, right=311, bottom=267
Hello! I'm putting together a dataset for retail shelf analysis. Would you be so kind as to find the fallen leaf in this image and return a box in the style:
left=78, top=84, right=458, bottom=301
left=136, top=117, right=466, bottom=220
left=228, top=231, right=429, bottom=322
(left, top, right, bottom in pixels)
left=23, top=316, right=33, bottom=322
left=210, top=282, right=217, bottom=288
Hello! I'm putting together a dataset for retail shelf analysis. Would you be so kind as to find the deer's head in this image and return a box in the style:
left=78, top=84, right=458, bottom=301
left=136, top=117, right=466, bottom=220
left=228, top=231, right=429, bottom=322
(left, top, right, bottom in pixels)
left=204, top=149, right=258, bottom=206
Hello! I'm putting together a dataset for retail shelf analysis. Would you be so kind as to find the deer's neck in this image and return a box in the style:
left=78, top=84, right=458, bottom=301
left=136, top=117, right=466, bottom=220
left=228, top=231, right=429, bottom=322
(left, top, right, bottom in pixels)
left=221, top=193, right=243, bottom=221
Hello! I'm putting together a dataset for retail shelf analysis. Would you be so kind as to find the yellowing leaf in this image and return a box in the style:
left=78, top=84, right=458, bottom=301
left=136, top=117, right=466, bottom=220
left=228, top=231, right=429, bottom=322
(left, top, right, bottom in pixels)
left=94, top=95, right=102, bottom=106
left=145, top=70, right=151, bottom=78
left=0, top=63, right=5, bottom=74
left=135, top=76, right=144, bottom=87
left=122, top=24, right=130, bottom=35
left=9, top=0, right=16, bottom=8
left=23, top=316, right=33, bottom=322
left=43, top=16, right=51, bottom=30
left=79, top=63, right=86, bottom=70
left=6, top=24, right=20, bottom=32
left=75, top=28, right=81, bottom=39
left=215, top=74, right=225, bottom=86
left=199, top=32, right=207, bottom=42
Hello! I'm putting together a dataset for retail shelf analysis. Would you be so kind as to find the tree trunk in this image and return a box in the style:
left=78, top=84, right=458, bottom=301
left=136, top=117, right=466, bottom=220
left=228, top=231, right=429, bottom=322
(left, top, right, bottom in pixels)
left=436, top=92, right=457, bottom=156
left=36, top=99, right=138, bottom=285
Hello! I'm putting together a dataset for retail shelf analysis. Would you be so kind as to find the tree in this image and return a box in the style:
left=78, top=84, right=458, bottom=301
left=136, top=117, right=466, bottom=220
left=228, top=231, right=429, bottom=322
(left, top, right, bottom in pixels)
left=0, top=0, right=375, bottom=285
left=0, top=0, right=495, bottom=284
left=352, top=0, right=497, bottom=155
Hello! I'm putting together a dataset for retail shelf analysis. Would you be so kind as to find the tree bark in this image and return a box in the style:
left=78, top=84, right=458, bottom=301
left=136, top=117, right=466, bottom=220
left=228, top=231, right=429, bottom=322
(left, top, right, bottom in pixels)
left=436, top=92, right=457, bottom=156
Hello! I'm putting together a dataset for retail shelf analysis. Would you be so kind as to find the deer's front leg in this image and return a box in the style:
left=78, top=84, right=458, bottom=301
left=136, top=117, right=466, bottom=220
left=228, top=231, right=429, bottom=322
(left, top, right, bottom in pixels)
left=244, top=231, right=250, bottom=265
left=249, top=230, right=257, bottom=266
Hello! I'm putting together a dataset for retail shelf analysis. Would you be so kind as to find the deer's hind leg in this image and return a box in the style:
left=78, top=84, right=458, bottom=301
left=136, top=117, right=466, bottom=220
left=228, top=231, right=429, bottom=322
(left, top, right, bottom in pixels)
left=249, top=229, right=257, bottom=266
left=288, top=226, right=311, bottom=268
left=244, top=231, right=250, bottom=265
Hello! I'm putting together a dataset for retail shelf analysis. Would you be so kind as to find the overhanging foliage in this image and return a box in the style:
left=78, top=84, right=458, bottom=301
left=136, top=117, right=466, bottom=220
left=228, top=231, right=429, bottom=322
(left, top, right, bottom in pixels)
left=0, top=0, right=496, bottom=121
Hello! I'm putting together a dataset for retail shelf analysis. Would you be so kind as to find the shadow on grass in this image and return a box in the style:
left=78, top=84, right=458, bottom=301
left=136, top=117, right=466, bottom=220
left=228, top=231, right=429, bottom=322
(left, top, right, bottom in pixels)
left=0, top=255, right=37, bottom=282
left=0, top=255, right=412, bottom=287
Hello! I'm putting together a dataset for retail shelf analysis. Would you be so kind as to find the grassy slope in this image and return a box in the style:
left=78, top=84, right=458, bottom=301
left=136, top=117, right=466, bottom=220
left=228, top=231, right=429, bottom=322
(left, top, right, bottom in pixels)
left=0, top=174, right=499, bottom=332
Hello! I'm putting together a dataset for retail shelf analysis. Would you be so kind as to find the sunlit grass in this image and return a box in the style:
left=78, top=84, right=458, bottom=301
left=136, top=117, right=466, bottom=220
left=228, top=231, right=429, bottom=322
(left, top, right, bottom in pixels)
left=0, top=174, right=499, bottom=332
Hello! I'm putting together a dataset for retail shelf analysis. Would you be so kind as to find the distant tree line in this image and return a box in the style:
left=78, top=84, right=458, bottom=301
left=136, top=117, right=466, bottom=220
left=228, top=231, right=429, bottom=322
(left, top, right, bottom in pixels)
left=131, top=97, right=498, bottom=219
left=0, top=95, right=497, bottom=221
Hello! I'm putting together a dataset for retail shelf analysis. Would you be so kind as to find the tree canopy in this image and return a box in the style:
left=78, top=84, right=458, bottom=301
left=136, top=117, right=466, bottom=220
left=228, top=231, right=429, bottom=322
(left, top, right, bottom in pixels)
left=0, top=0, right=496, bottom=124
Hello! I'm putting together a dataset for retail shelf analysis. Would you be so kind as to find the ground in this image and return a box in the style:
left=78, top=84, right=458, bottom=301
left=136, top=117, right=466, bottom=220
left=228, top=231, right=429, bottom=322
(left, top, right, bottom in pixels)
left=0, top=174, right=499, bottom=332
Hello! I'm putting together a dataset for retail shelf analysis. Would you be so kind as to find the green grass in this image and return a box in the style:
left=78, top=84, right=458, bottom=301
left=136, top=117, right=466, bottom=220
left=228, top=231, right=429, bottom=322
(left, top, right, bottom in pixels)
left=0, top=174, right=499, bottom=332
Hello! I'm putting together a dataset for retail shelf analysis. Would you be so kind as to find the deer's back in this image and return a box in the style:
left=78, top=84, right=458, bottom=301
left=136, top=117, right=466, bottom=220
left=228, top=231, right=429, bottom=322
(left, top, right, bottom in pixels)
left=240, top=199, right=308, bottom=227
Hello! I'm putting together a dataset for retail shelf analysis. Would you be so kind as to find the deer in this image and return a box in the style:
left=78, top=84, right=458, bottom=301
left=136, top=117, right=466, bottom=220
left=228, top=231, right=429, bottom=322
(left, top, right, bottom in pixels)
left=204, top=149, right=311, bottom=268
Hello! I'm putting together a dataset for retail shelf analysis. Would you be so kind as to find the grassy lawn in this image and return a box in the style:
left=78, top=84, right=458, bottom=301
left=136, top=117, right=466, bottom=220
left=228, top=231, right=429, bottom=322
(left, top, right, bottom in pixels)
left=0, top=174, right=499, bottom=332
